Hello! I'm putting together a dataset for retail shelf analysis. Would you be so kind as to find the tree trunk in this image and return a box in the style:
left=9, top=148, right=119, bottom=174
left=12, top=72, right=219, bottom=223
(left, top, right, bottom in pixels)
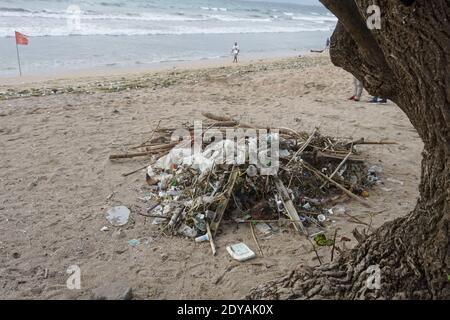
left=248, top=0, right=450, bottom=299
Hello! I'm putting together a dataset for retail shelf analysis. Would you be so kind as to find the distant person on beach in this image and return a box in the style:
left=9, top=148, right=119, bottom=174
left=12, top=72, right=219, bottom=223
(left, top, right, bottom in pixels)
left=231, top=42, right=240, bottom=63
left=349, top=76, right=363, bottom=101
left=325, top=37, right=330, bottom=51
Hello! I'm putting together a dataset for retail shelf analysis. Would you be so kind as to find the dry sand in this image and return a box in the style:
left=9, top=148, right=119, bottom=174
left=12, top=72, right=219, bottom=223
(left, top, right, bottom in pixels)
left=0, top=54, right=422, bottom=299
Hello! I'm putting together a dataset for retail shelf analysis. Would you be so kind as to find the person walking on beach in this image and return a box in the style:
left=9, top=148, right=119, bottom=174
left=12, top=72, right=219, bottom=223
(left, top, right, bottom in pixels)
left=349, top=76, right=363, bottom=101
left=231, top=42, right=240, bottom=63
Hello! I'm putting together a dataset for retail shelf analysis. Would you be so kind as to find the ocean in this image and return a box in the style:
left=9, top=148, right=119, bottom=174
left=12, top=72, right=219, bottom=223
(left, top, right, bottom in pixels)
left=0, top=0, right=336, bottom=76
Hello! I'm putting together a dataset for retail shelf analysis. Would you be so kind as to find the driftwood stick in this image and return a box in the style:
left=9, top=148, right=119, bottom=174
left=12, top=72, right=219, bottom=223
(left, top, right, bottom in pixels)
left=344, top=212, right=372, bottom=228
left=210, top=167, right=239, bottom=236
left=320, top=148, right=353, bottom=189
left=287, top=127, right=317, bottom=166
left=206, top=222, right=217, bottom=256
left=137, top=212, right=167, bottom=219
left=223, top=218, right=315, bottom=225
left=160, top=121, right=240, bottom=132
left=201, top=112, right=232, bottom=122
left=308, top=238, right=322, bottom=265
left=302, top=160, right=373, bottom=208
left=274, top=177, right=307, bottom=235
left=132, top=120, right=161, bottom=149
left=345, top=137, right=397, bottom=148
left=316, top=150, right=364, bottom=162
left=109, top=142, right=177, bottom=160
left=122, top=165, right=148, bottom=177
left=358, top=141, right=398, bottom=145
left=250, top=223, right=264, bottom=256
left=201, top=112, right=299, bottom=136
left=330, top=228, right=339, bottom=262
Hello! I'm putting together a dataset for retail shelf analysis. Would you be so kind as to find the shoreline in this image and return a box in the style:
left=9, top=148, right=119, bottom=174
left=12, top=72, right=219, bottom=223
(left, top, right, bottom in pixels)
left=0, top=51, right=323, bottom=87
left=0, top=52, right=328, bottom=100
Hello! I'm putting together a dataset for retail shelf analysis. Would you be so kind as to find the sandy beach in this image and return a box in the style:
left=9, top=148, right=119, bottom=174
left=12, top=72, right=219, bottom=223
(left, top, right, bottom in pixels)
left=0, top=54, right=422, bottom=299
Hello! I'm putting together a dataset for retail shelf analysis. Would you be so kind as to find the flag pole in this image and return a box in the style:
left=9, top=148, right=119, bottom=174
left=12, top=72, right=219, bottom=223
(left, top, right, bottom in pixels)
left=15, top=40, right=22, bottom=77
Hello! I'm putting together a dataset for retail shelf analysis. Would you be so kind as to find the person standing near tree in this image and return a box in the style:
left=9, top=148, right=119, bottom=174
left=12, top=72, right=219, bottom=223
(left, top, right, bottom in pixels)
left=349, top=75, right=363, bottom=101
left=231, top=42, right=240, bottom=63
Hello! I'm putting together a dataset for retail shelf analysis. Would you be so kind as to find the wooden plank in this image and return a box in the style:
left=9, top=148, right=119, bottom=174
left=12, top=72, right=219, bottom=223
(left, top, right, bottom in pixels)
left=273, top=177, right=307, bottom=235
left=210, top=167, right=239, bottom=236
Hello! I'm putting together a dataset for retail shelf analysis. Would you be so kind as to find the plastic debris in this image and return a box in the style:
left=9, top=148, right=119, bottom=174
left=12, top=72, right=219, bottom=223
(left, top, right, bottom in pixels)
left=332, top=205, right=346, bottom=215
left=226, top=243, right=256, bottom=262
left=195, top=234, right=209, bottom=242
left=255, top=223, right=273, bottom=236
left=106, top=206, right=130, bottom=227
left=109, top=113, right=391, bottom=255
left=193, top=214, right=207, bottom=233
left=128, top=239, right=140, bottom=247
left=246, top=165, right=258, bottom=177
left=177, top=224, right=197, bottom=238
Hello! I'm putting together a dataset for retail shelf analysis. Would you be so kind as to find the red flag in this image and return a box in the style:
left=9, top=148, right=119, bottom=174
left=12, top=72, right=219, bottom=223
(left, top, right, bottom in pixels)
left=15, top=31, right=28, bottom=45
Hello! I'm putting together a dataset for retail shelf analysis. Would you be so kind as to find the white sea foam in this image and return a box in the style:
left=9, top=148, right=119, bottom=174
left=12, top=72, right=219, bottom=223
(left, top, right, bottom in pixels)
left=0, top=1, right=336, bottom=38
left=0, top=24, right=333, bottom=38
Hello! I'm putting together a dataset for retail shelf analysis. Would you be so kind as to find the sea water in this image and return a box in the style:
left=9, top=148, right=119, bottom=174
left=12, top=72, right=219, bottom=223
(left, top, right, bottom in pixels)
left=0, top=0, right=336, bottom=76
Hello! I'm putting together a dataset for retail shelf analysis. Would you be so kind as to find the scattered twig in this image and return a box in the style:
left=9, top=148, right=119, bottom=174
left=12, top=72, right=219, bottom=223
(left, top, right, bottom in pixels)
left=286, top=127, right=317, bottom=166
left=330, top=228, right=338, bottom=262
left=250, top=223, right=264, bottom=256
left=132, top=120, right=162, bottom=149
left=206, top=222, right=217, bottom=256
left=122, top=164, right=148, bottom=177
left=320, top=146, right=353, bottom=189
left=273, top=177, right=307, bottom=235
left=109, top=142, right=177, bottom=159
left=308, top=238, right=322, bottom=265
left=201, top=112, right=299, bottom=136
left=302, top=160, right=373, bottom=208
left=345, top=137, right=397, bottom=148
left=210, top=167, right=239, bottom=236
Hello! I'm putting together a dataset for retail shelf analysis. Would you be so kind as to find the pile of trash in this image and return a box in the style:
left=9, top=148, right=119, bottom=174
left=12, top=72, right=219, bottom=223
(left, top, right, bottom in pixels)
left=110, top=113, right=393, bottom=251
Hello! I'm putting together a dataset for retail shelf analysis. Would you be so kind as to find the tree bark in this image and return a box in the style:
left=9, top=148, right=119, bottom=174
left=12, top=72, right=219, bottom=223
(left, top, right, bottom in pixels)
left=248, top=0, right=449, bottom=299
